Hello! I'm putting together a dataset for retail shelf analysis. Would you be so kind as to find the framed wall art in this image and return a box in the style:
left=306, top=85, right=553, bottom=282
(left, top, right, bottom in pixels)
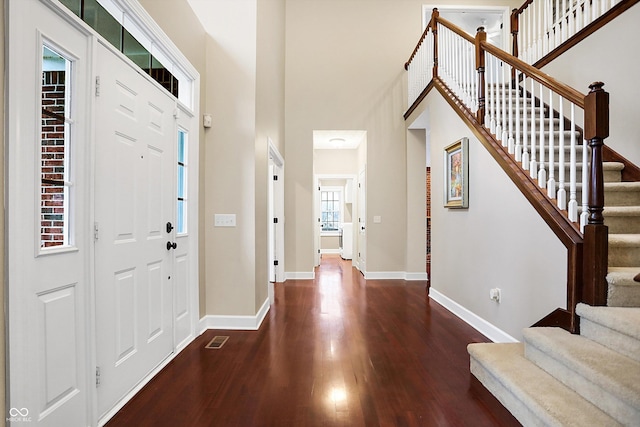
left=443, top=137, right=468, bottom=208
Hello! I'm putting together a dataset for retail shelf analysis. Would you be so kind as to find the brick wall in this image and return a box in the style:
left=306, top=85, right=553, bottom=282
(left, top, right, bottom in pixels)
left=40, top=70, right=66, bottom=248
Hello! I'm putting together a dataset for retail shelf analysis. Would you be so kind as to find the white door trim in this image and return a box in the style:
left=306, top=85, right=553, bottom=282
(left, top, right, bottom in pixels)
left=268, top=140, right=284, bottom=303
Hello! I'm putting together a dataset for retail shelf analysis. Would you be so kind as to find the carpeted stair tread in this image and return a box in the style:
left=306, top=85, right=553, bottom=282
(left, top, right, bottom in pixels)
left=523, top=327, right=640, bottom=425
left=577, top=303, right=640, bottom=362
left=605, top=267, right=640, bottom=307
left=468, top=342, right=621, bottom=427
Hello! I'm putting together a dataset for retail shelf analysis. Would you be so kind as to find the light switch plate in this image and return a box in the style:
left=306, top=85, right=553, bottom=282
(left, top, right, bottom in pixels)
left=373, top=216, right=382, bottom=224
left=214, top=214, right=236, bottom=227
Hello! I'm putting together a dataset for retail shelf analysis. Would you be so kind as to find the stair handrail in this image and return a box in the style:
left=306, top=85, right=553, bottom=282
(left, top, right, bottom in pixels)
left=511, top=0, right=638, bottom=66
left=404, top=8, right=610, bottom=332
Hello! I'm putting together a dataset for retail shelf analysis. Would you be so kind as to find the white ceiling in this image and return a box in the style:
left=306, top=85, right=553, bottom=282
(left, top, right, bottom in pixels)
left=432, top=7, right=508, bottom=48
left=313, top=130, right=366, bottom=150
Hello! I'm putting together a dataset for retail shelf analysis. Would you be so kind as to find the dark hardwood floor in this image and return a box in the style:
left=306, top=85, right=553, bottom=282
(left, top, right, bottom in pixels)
left=106, top=255, right=519, bottom=426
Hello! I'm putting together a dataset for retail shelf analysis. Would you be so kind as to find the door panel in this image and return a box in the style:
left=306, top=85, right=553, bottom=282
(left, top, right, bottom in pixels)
left=7, top=1, right=91, bottom=425
left=95, top=42, right=175, bottom=418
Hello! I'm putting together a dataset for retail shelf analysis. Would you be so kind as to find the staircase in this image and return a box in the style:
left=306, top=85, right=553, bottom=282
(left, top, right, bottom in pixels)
left=468, top=86, right=640, bottom=426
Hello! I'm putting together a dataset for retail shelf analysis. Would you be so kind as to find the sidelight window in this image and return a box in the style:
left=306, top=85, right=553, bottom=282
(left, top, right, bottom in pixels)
left=177, top=129, right=188, bottom=234
left=40, top=45, right=72, bottom=249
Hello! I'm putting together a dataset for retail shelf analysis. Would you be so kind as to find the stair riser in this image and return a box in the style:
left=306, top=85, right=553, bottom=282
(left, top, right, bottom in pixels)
left=608, top=245, right=640, bottom=267
left=607, top=282, right=640, bottom=307
left=524, top=342, right=639, bottom=425
left=580, top=317, right=640, bottom=363
left=469, top=358, right=540, bottom=426
left=604, top=215, right=640, bottom=234
left=605, top=191, right=640, bottom=207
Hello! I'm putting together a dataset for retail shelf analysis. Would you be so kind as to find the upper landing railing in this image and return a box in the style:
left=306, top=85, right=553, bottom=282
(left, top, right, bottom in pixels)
left=512, top=0, right=624, bottom=65
left=405, top=8, right=610, bottom=331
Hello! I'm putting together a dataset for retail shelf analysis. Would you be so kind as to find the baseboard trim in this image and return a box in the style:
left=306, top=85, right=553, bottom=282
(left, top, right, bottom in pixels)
left=429, top=288, right=518, bottom=343
left=284, top=271, right=315, bottom=280
left=365, top=271, right=406, bottom=280
left=198, top=298, right=271, bottom=332
left=405, top=272, right=429, bottom=281
left=320, top=249, right=341, bottom=254
left=364, top=271, right=428, bottom=280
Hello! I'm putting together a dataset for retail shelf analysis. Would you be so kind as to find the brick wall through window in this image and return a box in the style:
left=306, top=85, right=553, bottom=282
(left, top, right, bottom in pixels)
left=41, top=70, right=66, bottom=248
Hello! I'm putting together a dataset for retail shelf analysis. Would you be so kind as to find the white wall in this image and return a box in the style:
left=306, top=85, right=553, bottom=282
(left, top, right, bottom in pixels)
left=417, top=90, right=567, bottom=341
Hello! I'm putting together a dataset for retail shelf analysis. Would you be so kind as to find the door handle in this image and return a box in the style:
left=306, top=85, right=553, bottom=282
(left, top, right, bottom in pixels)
left=166, top=241, right=177, bottom=250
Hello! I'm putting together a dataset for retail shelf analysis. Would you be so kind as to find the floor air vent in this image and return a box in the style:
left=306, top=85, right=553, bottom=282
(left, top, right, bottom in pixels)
left=205, top=336, right=229, bottom=349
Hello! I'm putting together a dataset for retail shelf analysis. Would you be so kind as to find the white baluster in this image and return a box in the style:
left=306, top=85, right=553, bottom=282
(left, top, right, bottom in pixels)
left=557, top=96, right=567, bottom=209
left=538, top=82, right=547, bottom=188
left=580, top=135, right=589, bottom=231
left=522, top=76, right=530, bottom=170
left=561, top=0, right=568, bottom=43
left=521, top=8, right=527, bottom=63
left=575, top=0, right=583, bottom=32
left=501, top=60, right=508, bottom=145
left=583, top=0, right=590, bottom=29
left=495, top=57, right=502, bottom=140
left=543, top=0, right=549, bottom=57
left=485, top=51, right=491, bottom=127
left=530, top=78, right=538, bottom=177
left=515, top=72, right=522, bottom=161
left=569, top=0, right=576, bottom=39
left=548, top=89, right=556, bottom=198
left=568, top=103, right=578, bottom=222
left=553, top=0, right=562, bottom=48
left=472, top=45, right=477, bottom=112
left=465, top=43, right=470, bottom=107
left=491, top=55, right=497, bottom=134
left=527, top=6, right=532, bottom=62
left=532, top=2, right=538, bottom=63
left=508, top=63, right=514, bottom=153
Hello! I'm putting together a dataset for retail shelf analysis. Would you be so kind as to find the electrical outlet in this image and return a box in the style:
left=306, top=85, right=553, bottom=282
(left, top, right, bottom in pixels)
left=489, top=288, right=501, bottom=303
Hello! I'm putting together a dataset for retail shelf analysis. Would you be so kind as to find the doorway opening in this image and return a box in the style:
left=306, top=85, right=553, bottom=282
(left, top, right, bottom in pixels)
left=312, top=130, right=366, bottom=273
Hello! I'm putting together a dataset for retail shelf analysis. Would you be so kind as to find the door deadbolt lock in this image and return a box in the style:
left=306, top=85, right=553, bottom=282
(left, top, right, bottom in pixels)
left=166, top=241, right=177, bottom=250
left=166, top=222, right=174, bottom=233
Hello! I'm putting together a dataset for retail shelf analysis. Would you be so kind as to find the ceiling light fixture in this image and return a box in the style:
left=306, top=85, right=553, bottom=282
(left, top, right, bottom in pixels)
left=329, top=138, right=346, bottom=148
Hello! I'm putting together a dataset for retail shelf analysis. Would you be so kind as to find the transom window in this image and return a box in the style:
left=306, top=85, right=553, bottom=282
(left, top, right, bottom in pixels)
left=321, top=187, right=343, bottom=232
left=59, top=0, right=180, bottom=99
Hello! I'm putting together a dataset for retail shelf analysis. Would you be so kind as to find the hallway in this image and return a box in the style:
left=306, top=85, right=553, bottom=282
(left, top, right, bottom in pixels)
left=106, top=255, right=519, bottom=426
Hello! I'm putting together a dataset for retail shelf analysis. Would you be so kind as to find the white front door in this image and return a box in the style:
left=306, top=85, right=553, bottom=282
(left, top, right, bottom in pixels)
left=7, top=1, right=92, bottom=424
left=94, top=43, right=175, bottom=418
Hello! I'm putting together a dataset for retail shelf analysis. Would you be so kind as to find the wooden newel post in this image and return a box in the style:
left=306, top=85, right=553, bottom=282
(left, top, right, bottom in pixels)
left=582, top=81, right=609, bottom=307
left=432, top=8, right=439, bottom=77
left=511, top=8, right=519, bottom=59
left=475, top=27, right=486, bottom=125
left=510, top=8, right=519, bottom=85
